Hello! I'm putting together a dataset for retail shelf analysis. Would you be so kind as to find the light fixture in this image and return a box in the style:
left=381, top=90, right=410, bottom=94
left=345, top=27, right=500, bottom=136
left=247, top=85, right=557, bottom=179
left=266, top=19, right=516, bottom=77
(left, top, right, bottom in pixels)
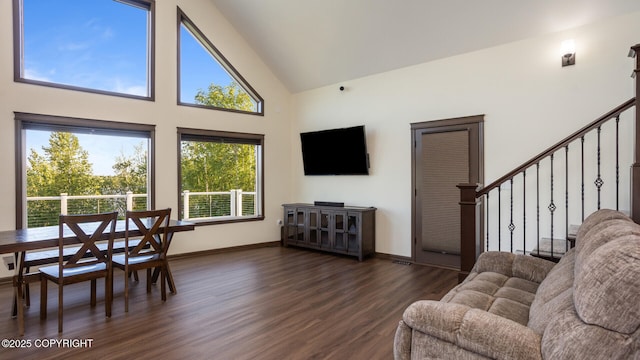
left=561, top=39, right=576, bottom=67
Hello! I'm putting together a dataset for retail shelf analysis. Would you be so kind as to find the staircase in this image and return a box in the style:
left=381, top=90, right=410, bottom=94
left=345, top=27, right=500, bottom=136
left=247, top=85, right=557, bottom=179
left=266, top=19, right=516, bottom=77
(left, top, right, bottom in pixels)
left=457, top=43, right=640, bottom=282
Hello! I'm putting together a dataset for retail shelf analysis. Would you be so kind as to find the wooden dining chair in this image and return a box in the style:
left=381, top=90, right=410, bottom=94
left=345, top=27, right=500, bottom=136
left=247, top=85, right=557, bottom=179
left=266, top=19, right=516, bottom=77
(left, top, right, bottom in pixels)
left=39, top=211, right=118, bottom=333
left=112, top=208, right=171, bottom=312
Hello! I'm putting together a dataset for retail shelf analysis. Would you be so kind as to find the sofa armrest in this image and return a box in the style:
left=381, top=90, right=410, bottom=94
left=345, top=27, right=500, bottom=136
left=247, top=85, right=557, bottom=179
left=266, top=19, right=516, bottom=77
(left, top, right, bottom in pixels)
left=472, top=251, right=555, bottom=283
left=402, top=300, right=542, bottom=360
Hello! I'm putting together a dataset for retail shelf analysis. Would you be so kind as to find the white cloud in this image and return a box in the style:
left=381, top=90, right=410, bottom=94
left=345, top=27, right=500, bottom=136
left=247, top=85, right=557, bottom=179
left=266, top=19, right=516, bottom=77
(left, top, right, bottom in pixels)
left=23, top=68, right=51, bottom=82
left=113, top=79, right=147, bottom=96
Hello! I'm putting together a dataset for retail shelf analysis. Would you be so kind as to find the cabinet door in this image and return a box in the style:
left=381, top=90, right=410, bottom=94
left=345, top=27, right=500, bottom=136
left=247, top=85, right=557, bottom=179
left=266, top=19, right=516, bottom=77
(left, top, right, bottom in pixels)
left=284, top=208, right=297, bottom=243
left=285, top=208, right=305, bottom=244
left=346, top=213, right=360, bottom=253
left=319, top=211, right=331, bottom=248
left=307, top=209, right=320, bottom=246
left=332, top=211, right=347, bottom=251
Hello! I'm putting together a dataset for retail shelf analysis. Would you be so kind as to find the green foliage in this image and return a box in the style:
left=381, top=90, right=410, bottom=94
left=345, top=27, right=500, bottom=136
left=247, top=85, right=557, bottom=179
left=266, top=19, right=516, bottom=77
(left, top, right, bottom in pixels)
left=181, top=140, right=257, bottom=218
left=108, top=143, right=148, bottom=194
left=194, top=81, right=256, bottom=112
left=181, top=141, right=256, bottom=192
left=26, top=132, right=148, bottom=227
left=27, top=132, right=96, bottom=197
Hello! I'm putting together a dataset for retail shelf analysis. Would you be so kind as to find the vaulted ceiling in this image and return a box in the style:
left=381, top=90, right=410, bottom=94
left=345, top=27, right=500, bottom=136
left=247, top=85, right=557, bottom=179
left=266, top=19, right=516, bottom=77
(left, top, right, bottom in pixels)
left=211, top=0, right=640, bottom=93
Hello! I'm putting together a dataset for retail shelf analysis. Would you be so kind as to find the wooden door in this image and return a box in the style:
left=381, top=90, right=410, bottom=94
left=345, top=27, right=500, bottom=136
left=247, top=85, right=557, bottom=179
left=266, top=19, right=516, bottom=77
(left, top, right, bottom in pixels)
left=412, top=116, right=483, bottom=269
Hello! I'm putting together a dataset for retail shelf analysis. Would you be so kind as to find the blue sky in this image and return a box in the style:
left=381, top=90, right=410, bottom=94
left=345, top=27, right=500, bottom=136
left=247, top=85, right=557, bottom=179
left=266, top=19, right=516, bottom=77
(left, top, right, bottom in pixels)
left=23, top=0, right=238, bottom=175
left=23, top=0, right=236, bottom=99
left=23, top=0, right=149, bottom=95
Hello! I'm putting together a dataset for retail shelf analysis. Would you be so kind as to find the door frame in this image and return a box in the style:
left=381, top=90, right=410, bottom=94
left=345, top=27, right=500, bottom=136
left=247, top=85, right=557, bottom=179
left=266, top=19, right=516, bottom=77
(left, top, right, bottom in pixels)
left=411, top=115, right=484, bottom=268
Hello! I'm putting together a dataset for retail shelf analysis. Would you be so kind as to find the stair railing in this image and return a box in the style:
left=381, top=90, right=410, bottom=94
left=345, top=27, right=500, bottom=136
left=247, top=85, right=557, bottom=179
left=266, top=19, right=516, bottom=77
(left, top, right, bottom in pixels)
left=457, top=43, right=640, bottom=282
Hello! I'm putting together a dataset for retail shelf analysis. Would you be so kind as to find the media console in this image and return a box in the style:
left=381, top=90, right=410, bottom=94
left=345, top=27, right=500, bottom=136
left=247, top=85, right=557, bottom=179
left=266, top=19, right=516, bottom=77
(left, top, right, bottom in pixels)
left=282, top=203, right=376, bottom=261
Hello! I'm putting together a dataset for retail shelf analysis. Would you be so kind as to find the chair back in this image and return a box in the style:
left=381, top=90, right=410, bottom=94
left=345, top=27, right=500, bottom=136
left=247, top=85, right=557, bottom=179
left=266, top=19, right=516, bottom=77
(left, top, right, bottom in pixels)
left=125, top=208, right=172, bottom=260
left=58, top=212, right=118, bottom=276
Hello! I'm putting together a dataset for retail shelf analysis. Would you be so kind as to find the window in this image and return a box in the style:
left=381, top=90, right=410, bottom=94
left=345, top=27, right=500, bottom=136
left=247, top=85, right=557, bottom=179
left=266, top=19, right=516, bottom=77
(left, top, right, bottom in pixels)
left=178, top=8, right=264, bottom=115
left=178, top=128, right=264, bottom=225
left=13, top=0, right=154, bottom=99
left=15, top=112, right=155, bottom=229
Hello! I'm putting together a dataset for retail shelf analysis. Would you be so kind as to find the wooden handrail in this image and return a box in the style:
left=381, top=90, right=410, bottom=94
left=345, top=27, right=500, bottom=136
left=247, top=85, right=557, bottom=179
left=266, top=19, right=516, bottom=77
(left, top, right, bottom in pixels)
left=478, top=98, right=636, bottom=197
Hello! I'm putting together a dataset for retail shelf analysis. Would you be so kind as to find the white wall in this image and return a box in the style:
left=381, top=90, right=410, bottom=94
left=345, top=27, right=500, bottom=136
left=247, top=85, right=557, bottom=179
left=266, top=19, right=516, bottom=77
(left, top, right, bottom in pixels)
left=0, top=0, right=293, bottom=277
left=291, top=11, right=640, bottom=257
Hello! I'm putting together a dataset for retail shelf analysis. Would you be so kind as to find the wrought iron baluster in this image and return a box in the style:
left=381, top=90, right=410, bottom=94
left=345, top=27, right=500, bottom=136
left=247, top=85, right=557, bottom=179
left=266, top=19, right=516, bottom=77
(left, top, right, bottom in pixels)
left=509, top=178, right=514, bottom=253
left=616, top=116, right=620, bottom=211
left=549, top=154, right=555, bottom=257
left=498, top=184, right=502, bottom=251
left=523, top=170, right=526, bottom=254
left=595, top=126, right=603, bottom=209
left=486, top=192, right=490, bottom=252
left=581, top=136, right=585, bottom=221
left=565, top=145, right=569, bottom=247
left=536, top=162, right=540, bottom=257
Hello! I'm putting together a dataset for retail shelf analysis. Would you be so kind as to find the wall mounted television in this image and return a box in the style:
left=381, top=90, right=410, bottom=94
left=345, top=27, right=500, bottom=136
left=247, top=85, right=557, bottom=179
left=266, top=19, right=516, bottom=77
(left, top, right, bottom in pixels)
left=300, top=125, right=370, bottom=175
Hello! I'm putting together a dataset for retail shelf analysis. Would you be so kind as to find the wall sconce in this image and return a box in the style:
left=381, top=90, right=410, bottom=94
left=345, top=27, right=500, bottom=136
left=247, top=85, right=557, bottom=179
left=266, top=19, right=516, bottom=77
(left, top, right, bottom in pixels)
left=561, top=40, right=576, bottom=67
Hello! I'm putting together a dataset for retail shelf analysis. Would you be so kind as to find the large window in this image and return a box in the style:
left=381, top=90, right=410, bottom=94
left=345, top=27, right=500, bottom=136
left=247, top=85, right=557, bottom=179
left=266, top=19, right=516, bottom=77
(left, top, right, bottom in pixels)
left=15, top=113, right=155, bottom=229
left=178, top=8, right=263, bottom=115
left=13, top=0, right=154, bottom=100
left=178, top=128, right=264, bottom=225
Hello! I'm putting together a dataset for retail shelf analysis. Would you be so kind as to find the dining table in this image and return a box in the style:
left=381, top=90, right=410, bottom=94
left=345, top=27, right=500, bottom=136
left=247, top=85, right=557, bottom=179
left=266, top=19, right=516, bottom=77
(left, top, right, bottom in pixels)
left=0, top=218, right=195, bottom=336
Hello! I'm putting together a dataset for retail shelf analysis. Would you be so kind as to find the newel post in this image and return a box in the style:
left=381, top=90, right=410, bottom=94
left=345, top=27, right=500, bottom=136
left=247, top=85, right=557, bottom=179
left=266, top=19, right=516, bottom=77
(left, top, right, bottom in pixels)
left=457, top=183, right=481, bottom=283
left=631, top=44, right=640, bottom=223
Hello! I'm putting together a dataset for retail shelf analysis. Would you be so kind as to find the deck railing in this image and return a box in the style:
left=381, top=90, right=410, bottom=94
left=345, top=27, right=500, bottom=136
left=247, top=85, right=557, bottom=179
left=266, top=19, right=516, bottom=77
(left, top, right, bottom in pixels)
left=26, top=192, right=148, bottom=228
left=181, top=190, right=257, bottom=220
left=26, top=189, right=258, bottom=227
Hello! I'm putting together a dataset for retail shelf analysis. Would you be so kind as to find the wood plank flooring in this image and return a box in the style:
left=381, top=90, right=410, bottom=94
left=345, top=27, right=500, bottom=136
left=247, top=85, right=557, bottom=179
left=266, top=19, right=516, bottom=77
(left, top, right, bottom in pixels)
left=0, top=246, right=458, bottom=360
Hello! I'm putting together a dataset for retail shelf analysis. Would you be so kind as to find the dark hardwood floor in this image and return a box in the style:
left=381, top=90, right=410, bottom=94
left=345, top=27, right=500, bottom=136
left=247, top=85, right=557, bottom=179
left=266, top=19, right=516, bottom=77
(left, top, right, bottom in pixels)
left=0, top=246, right=458, bottom=360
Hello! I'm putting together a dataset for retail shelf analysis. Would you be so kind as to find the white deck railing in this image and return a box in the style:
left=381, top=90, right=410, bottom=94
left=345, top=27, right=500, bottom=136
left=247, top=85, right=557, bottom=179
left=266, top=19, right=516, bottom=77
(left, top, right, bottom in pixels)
left=181, top=190, right=257, bottom=220
left=26, top=190, right=257, bottom=227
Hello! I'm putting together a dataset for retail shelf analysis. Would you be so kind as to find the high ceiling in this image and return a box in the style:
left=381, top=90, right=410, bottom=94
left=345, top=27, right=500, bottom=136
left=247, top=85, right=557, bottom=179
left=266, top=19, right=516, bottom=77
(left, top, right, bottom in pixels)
left=211, top=0, right=640, bottom=93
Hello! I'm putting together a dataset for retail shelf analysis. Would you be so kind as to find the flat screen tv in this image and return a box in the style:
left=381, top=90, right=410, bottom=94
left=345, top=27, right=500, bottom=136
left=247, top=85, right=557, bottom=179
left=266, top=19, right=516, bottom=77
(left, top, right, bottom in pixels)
left=300, top=125, right=369, bottom=175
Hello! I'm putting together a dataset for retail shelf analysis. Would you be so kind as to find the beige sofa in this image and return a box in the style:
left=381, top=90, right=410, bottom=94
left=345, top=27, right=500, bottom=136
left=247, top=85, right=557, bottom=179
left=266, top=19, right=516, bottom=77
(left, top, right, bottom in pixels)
left=394, top=209, right=640, bottom=359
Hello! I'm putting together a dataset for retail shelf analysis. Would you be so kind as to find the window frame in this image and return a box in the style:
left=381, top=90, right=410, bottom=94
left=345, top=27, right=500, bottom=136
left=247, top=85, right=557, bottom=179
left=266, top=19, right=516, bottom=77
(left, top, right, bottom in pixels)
left=12, top=0, right=156, bottom=101
left=15, top=112, right=156, bottom=229
left=177, top=127, right=265, bottom=226
left=177, top=7, right=264, bottom=116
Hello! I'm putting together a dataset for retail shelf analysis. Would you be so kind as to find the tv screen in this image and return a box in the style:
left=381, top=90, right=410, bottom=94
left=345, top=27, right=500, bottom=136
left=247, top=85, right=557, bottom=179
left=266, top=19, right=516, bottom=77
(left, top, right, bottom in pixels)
left=300, top=125, right=369, bottom=175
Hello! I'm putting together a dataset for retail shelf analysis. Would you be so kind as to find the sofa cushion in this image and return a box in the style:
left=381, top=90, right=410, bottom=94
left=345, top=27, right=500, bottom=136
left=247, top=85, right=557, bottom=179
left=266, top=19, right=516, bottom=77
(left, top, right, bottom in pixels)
left=574, top=235, right=640, bottom=334
left=574, top=208, right=631, bottom=250
left=527, top=248, right=575, bottom=334
left=575, top=219, right=640, bottom=276
left=443, top=270, right=540, bottom=326
left=542, top=307, right=637, bottom=360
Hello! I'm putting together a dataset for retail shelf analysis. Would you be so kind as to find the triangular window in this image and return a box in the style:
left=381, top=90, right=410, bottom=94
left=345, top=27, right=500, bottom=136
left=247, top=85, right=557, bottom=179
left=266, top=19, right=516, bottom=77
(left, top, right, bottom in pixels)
left=178, top=8, right=263, bottom=115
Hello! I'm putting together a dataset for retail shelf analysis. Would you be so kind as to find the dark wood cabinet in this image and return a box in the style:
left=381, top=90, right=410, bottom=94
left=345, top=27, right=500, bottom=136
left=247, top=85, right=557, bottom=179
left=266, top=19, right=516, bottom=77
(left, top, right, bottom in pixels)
left=282, top=203, right=376, bottom=261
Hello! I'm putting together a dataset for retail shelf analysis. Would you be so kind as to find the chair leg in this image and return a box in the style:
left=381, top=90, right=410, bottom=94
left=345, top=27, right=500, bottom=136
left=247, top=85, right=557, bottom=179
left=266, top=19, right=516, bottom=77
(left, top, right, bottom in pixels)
left=124, top=267, right=129, bottom=313
left=161, top=267, right=166, bottom=302
left=25, top=266, right=31, bottom=307
left=40, top=279, right=47, bottom=320
left=106, top=272, right=112, bottom=318
left=57, top=282, right=63, bottom=333
left=90, top=279, right=97, bottom=307
left=146, top=268, right=152, bottom=293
